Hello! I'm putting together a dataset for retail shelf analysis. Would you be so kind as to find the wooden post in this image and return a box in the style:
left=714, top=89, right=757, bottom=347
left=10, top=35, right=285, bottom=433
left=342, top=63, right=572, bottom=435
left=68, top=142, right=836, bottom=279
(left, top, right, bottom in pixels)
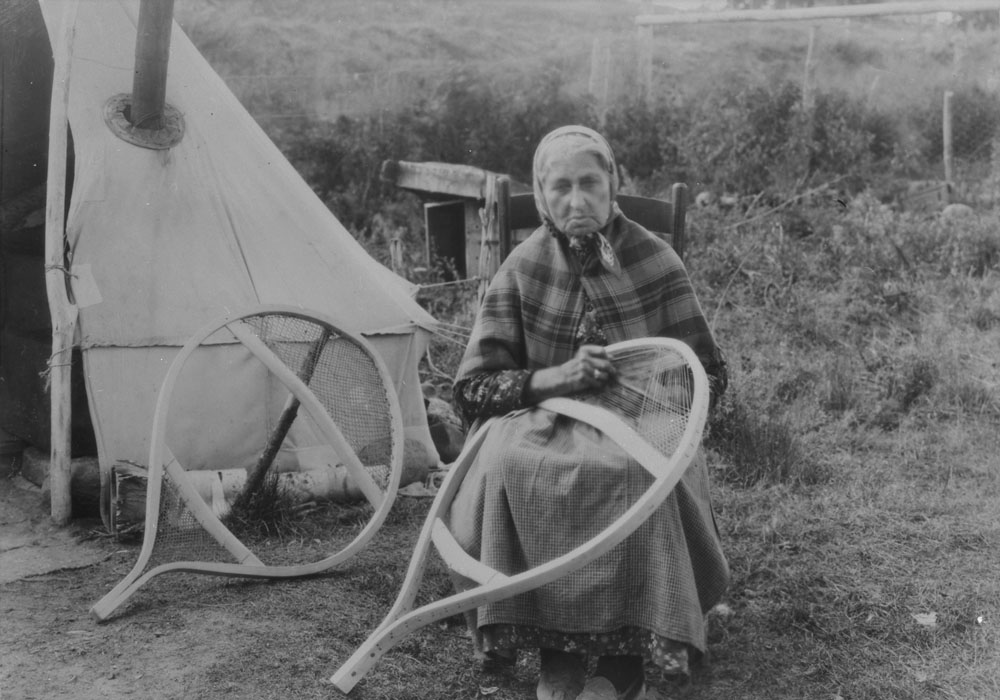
left=798, top=25, right=818, bottom=183
left=589, top=38, right=612, bottom=125
left=589, top=38, right=601, bottom=97
left=389, top=237, right=404, bottom=276
left=601, top=44, right=612, bottom=126
left=637, top=1, right=653, bottom=102
left=802, top=25, right=817, bottom=115
left=865, top=74, right=881, bottom=111
left=943, top=90, right=954, bottom=191
left=130, top=0, right=175, bottom=129
left=45, top=2, right=79, bottom=526
left=477, top=175, right=509, bottom=306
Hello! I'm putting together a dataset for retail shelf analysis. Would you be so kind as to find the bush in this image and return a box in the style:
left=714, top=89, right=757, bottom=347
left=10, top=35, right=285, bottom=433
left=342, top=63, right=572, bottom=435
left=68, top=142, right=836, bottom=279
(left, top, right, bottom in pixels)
left=707, top=392, right=810, bottom=487
left=275, top=69, right=593, bottom=235
left=915, top=84, right=1000, bottom=163
left=276, top=68, right=997, bottom=235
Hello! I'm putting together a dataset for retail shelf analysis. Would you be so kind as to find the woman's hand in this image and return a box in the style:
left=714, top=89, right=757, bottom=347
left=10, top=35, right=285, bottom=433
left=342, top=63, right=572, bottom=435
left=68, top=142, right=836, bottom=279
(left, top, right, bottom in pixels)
left=525, top=344, right=617, bottom=403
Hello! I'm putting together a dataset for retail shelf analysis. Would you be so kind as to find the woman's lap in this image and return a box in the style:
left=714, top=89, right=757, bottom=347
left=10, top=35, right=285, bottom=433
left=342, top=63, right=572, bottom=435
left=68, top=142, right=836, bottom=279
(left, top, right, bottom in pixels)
left=447, top=407, right=729, bottom=655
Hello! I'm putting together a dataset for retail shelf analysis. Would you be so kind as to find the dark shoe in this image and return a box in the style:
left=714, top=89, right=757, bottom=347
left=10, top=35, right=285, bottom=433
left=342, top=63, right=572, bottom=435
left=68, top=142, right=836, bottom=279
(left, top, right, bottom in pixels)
left=595, top=655, right=646, bottom=700
left=478, top=648, right=517, bottom=673
left=537, top=649, right=586, bottom=700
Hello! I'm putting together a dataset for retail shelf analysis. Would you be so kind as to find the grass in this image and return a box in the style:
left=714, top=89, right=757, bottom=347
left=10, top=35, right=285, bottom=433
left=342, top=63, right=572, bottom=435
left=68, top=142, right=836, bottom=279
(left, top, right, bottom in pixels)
left=17, top=3, right=998, bottom=699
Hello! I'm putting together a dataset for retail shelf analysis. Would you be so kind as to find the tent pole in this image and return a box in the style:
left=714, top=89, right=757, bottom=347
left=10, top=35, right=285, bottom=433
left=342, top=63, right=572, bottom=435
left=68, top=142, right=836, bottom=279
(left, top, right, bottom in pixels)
left=130, top=0, right=175, bottom=129
left=45, top=2, right=80, bottom=526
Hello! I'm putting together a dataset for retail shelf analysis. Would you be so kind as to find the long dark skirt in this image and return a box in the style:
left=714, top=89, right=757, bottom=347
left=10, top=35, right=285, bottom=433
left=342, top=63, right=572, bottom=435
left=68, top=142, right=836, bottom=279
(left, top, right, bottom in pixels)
left=446, top=406, right=729, bottom=669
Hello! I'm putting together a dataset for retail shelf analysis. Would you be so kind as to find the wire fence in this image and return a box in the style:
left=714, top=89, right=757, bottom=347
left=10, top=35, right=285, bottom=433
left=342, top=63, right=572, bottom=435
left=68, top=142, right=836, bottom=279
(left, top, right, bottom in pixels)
left=631, top=2, right=1000, bottom=207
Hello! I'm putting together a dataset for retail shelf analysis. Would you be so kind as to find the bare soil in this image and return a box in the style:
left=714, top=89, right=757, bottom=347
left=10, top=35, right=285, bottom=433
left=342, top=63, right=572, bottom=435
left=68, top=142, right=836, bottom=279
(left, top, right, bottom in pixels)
left=0, top=474, right=712, bottom=700
left=0, top=477, right=472, bottom=700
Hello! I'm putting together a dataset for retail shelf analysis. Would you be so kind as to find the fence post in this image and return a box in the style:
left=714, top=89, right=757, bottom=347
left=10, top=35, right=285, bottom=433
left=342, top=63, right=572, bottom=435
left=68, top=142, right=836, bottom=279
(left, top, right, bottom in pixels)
left=791, top=24, right=819, bottom=187
left=802, top=25, right=818, bottom=114
left=389, top=237, right=404, bottom=276
left=477, top=174, right=509, bottom=306
left=636, top=0, right=653, bottom=102
left=589, top=38, right=611, bottom=126
left=589, top=38, right=601, bottom=97
left=601, top=44, right=612, bottom=125
left=943, top=90, right=954, bottom=195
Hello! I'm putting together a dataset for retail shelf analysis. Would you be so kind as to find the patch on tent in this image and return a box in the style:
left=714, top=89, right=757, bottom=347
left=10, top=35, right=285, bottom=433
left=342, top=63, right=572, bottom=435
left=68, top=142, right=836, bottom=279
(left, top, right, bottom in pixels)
left=0, top=476, right=108, bottom=584
left=70, top=263, right=103, bottom=308
left=103, top=93, right=185, bottom=150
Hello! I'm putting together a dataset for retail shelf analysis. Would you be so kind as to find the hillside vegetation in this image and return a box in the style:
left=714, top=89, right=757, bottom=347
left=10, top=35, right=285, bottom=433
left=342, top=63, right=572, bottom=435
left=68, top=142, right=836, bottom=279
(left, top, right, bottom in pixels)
left=166, top=3, right=1000, bottom=699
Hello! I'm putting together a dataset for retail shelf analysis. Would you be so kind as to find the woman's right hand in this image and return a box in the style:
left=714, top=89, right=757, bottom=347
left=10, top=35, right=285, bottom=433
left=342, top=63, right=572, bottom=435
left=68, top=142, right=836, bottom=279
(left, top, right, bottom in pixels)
left=525, top=344, right=617, bottom=402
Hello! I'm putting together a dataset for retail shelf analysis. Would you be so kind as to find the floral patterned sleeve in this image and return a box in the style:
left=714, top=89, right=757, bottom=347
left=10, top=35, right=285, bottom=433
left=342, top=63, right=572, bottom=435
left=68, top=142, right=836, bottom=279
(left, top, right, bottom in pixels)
left=453, top=370, right=534, bottom=426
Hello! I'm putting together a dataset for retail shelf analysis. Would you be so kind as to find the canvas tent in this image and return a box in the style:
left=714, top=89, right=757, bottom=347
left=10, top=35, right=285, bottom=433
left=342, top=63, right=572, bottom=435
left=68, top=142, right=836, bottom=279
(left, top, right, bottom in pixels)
left=0, top=0, right=440, bottom=525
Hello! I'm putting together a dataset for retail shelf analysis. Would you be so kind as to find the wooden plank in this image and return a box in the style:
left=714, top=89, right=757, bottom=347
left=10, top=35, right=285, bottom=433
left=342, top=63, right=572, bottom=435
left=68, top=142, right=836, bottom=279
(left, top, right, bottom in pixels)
left=638, top=0, right=1000, bottom=25
left=380, top=160, right=491, bottom=199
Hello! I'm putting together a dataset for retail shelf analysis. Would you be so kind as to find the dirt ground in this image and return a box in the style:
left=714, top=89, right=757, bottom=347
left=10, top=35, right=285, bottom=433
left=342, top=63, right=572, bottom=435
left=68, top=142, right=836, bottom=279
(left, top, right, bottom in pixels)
left=0, top=473, right=387, bottom=700
left=0, top=475, right=591, bottom=700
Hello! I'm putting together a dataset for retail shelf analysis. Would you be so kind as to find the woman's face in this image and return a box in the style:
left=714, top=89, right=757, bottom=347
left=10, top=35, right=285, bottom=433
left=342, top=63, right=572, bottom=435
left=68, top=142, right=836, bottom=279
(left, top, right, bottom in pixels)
left=540, top=150, right=612, bottom=238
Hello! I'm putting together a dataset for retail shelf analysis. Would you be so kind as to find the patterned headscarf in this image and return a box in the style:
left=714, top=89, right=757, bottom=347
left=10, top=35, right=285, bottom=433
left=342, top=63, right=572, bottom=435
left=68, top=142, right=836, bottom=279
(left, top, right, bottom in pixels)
left=531, top=125, right=623, bottom=275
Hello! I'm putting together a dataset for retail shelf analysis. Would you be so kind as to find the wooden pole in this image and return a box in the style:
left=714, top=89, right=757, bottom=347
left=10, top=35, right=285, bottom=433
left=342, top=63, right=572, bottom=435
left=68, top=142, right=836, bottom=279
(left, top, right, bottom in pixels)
left=864, top=74, right=881, bottom=112
left=130, top=0, right=175, bottom=129
left=802, top=25, right=817, bottom=115
left=389, top=237, right=404, bottom=276
left=589, top=37, right=612, bottom=126
left=601, top=44, right=612, bottom=125
left=240, top=327, right=333, bottom=502
left=44, top=2, right=79, bottom=526
left=637, top=1, right=653, bottom=102
left=637, top=0, right=1000, bottom=25
left=477, top=175, right=509, bottom=306
left=798, top=25, right=818, bottom=184
left=497, top=176, right=512, bottom=262
left=589, top=38, right=601, bottom=98
left=943, top=90, right=954, bottom=193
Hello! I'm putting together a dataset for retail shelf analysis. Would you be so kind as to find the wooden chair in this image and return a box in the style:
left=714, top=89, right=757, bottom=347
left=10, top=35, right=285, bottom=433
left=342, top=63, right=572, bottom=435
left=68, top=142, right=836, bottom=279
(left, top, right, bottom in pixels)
left=504, top=182, right=688, bottom=261
left=328, top=182, right=697, bottom=692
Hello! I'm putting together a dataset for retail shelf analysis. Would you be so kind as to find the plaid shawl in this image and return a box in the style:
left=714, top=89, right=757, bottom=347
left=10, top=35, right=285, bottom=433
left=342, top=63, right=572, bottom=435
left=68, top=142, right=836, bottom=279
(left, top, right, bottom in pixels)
left=456, top=212, right=718, bottom=381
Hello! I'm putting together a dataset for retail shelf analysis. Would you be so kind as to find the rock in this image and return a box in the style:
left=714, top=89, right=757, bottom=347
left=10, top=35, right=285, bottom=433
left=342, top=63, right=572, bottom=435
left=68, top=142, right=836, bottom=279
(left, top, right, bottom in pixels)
left=694, top=190, right=716, bottom=208
left=941, top=203, right=975, bottom=221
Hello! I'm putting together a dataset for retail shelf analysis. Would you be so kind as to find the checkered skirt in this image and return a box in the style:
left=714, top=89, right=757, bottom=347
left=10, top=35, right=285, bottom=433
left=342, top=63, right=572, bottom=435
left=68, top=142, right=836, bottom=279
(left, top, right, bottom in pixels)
left=446, top=405, right=729, bottom=654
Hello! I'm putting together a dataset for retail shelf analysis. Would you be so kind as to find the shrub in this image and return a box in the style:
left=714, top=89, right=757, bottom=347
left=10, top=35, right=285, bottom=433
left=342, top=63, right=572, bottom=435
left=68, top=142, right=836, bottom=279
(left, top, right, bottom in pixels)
left=819, top=356, right=863, bottom=415
left=675, top=78, right=804, bottom=194
left=915, top=84, right=1000, bottom=163
left=809, top=90, right=897, bottom=181
left=276, top=69, right=593, bottom=235
left=276, top=67, right=998, bottom=237
left=708, top=391, right=812, bottom=487
left=946, top=221, right=1000, bottom=277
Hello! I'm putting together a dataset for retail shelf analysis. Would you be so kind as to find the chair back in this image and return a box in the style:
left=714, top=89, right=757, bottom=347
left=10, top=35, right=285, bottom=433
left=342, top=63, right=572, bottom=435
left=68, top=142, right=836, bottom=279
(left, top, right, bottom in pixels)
left=505, top=182, right=688, bottom=260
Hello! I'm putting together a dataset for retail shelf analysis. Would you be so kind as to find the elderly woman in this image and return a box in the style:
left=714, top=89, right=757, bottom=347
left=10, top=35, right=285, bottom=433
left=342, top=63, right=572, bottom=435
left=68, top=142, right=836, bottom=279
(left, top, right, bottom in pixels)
left=447, top=125, right=729, bottom=700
